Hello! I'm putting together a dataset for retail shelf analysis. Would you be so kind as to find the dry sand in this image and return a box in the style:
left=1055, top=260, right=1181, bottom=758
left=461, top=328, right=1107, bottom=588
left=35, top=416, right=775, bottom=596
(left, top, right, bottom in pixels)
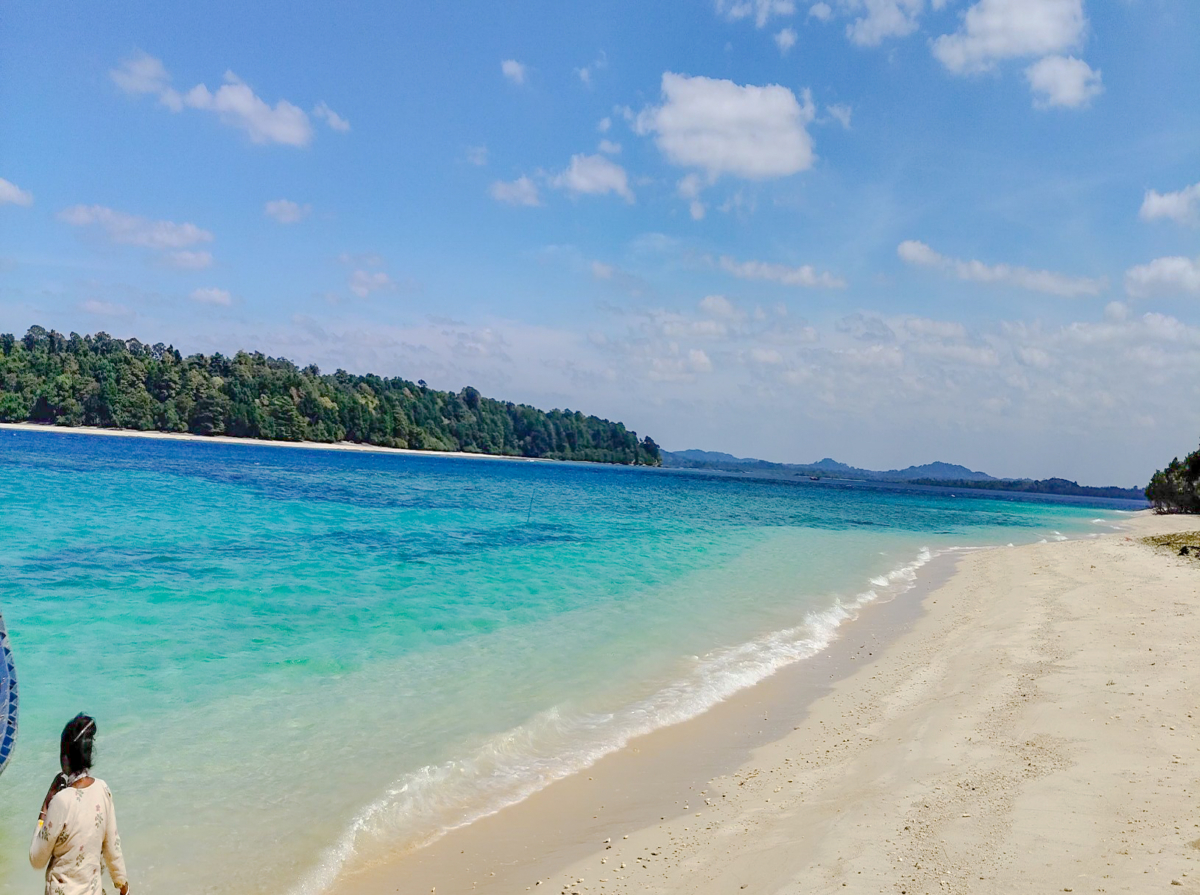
left=0, top=422, right=553, bottom=463
left=350, top=512, right=1200, bottom=895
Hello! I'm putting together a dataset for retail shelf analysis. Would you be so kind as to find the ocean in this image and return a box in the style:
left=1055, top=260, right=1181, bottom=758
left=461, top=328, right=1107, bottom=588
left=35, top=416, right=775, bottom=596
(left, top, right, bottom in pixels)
left=0, top=429, right=1136, bottom=894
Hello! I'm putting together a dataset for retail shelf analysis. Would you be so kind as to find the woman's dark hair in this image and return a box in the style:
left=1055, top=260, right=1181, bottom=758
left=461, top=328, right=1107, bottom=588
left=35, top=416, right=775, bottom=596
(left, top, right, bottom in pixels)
left=60, top=713, right=96, bottom=775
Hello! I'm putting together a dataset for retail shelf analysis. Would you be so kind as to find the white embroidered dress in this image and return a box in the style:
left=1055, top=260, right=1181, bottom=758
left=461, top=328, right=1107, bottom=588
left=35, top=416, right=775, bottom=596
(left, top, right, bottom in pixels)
left=29, top=778, right=128, bottom=895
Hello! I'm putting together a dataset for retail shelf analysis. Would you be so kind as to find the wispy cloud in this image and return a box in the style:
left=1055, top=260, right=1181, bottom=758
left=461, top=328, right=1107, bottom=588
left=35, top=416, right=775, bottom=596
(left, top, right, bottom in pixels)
left=720, top=255, right=846, bottom=288
left=501, top=59, right=527, bottom=85
left=489, top=176, right=541, bottom=207
left=1124, top=256, right=1200, bottom=299
left=898, top=239, right=1105, bottom=297
left=60, top=205, right=214, bottom=260
left=264, top=199, right=312, bottom=224
left=1140, top=181, right=1200, bottom=227
left=190, top=287, right=232, bottom=306
left=0, top=177, right=33, bottom=207
left=111, top=52, right=347, bottom=147
left=551, top=154, right=634, bottom=202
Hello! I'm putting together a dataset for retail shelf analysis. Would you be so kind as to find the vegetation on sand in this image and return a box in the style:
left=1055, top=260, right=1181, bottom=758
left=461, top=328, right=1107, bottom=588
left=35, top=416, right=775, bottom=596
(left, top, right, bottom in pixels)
left=0, top=326, right=661, bottom=465
left=1145, top=442, right=1200, bottom=513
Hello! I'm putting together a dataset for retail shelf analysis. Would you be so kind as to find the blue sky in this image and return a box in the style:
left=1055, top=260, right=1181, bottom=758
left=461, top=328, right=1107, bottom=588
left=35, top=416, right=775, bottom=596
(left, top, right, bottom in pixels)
left=2, top=0, right=1198, bottom=484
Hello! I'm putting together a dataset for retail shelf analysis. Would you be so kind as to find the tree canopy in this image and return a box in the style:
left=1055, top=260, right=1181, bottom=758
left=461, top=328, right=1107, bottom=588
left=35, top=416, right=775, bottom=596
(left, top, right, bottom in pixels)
left=1145, top=441, right=1200, bottom=513
left=0, top=326, right=661, bottom=466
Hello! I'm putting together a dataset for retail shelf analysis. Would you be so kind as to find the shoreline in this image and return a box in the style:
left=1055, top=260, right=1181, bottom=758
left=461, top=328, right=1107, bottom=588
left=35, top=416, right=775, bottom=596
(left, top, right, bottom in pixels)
left=344, top=512, right=1199, bottom=894
left=334, top=548, right=961, bottom=894
left=0, top=422, right=569, bottom=465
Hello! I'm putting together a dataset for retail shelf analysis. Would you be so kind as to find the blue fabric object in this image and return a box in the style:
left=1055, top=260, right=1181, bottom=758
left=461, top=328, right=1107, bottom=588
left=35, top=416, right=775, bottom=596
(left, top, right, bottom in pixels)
left=0, top=611, right=16, bottom=777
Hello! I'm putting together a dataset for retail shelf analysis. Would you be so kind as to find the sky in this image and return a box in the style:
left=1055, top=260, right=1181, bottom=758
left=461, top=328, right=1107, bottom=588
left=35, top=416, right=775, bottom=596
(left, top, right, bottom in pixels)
left=1, top=0, right=1198, bottom=485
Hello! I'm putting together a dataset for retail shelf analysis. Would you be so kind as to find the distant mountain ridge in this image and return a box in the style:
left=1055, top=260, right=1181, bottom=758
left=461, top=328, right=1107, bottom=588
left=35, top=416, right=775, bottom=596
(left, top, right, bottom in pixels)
left=662, top=449, right=1144, bottom=500
left=665, top=450, right=995, bottom=482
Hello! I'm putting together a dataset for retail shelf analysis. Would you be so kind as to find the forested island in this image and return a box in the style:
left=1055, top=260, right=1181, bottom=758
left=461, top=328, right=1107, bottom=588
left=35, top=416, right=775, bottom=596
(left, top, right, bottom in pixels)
left=663, top=449, right=1145, bottom=500
left=1145, top=444, right=1200, bottom=513
left=906, top=477, right=1145, bottom=500
left=0, top=326, right=661, bottom=465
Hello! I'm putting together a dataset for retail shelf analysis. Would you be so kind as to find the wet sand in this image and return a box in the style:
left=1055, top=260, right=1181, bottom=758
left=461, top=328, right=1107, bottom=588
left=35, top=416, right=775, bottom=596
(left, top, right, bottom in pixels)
left=348, top=512, right=1200, bottom=895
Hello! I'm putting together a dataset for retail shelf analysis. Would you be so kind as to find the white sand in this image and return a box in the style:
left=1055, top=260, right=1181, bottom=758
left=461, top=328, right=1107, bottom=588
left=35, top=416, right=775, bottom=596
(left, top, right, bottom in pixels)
left=536, top=512, right=1199, bottom=894
left=0, top=421, right=553, bottom=462
left=352, top=512, right=1199, bottom=895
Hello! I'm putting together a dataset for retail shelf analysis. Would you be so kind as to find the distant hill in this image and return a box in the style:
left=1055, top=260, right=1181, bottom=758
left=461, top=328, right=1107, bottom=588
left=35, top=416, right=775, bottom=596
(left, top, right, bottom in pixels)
left=890, top=461, right=994, bottom=482
left=908, top=477, right=1145, bottom=501
left=662, top=449, right=1143, bottom=499
left=670, top=449, right=756, bottom=465
left=663, top=450, right=994, bottom=482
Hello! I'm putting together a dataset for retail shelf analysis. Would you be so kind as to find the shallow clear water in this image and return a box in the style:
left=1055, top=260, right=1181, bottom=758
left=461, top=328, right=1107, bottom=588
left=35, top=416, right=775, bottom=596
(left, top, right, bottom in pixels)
left=0, top=430, right=1132, bottom=894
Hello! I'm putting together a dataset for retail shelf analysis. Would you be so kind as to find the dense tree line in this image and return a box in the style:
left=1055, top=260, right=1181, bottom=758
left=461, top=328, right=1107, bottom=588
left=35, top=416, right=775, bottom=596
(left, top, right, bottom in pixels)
left=1145, top=442, right=1200, bottom=513
left=908, top=477, right=1145, bottom=500
left=0, top=326, right=661, bottom=465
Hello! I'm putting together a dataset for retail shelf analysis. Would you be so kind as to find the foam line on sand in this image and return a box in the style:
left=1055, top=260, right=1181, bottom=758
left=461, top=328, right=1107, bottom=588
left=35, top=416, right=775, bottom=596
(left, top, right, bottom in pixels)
left=353, top=511, right=1199, bottom=894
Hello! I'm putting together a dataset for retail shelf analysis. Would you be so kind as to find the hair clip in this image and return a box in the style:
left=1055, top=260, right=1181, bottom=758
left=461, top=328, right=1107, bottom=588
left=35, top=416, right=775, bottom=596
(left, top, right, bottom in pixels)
left=72, top=719, right=94, bottom=742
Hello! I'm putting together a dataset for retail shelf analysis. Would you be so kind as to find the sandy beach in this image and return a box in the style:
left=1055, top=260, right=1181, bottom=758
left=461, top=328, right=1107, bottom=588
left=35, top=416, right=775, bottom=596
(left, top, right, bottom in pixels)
left=346, top=512, right=1199, bottom=895
left=0, top=422, right=557, bottom=463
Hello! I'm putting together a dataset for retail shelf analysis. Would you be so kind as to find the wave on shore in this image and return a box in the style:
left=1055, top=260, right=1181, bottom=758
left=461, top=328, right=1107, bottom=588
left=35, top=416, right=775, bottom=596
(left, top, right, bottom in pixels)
left=288, top=547, right=938, bottom=895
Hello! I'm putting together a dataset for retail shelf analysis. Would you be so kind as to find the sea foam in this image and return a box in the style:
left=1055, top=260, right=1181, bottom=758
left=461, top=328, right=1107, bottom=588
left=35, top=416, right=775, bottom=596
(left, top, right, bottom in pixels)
left=289, top=547, right=938, bottom=895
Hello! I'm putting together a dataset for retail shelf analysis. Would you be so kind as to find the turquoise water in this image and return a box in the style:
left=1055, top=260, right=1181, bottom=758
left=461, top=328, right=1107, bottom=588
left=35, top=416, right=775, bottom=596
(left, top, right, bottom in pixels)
left=0, top=430, right=1133, bottom=894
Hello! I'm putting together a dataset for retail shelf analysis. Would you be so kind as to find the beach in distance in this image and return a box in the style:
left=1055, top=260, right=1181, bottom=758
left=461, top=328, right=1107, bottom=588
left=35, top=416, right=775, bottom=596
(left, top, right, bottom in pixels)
left=0, top=421, right=555, bottom=462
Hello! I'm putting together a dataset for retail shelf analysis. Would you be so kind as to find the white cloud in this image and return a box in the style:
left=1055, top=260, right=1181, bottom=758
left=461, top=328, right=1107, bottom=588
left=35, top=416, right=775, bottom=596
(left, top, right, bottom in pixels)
left=489, top=176, right=541, bottom=206
left=932, top=0, right=1087, bottom=74
left=720, top=255, right=846, bottom=288
left=182, top=74, right=311, bottom=146
left=81, top=299, right=132, bottom=317
left=1025, top=55, right=1102, bottom=109
left=1140, top=182, right=1200, bottom=227
left=551, top=154, right=634, bottom=202
left=845, top=0, right=924, bottom=47
left=1124, top=256, right=1200, bottom=299
left=689, top=348, right=714, bottom=372
left=112, top=54, right=321, bottom=147
left=896, top=239, right=942, bottom=266
left=1104, top=301, right=1129, bottom=323
left=110, top=52, right=180, bottom=108
left=466, top=145, right=489, bottom=166
left=190, top=287, right=232, bottom=306
left=678, top=173, right=708, bottom=218
left=775, top=27, right=798, bottom=52
left=576, top=51, right=607, bottom=87
left=826, top=103, right=853, bottom=128
left=750, top=346, right=785, bottom=364
left=501, top=59, right=527, bottom=85
left=264, top=199, right=311, bottom=224
left=716, top=0, right=796, bottom=27
left=0, top=177, right=33, bottom=206
left=60, top=205, right=214, bottom=251
left=337, top=251, right=385, bottom=268
left=598, top=139, right=622, bottom=155
left=312, top=101, right=350, bottom=132
left=700, top=294, right=743, bottom=319
left=166, top=250, right=213, bottom=270
left=591, top=261, right=614, bottom=280
left=349, top=270, right=395, bottom=298
left=898, top=239, right=1105, bottom=297
left=808, top=2, right=833, bottom=21
left=597, top=117, right=612, bottom=133
left=677, top=174, right=704, bottom=199
left=635, top=73, right=816, bottom=181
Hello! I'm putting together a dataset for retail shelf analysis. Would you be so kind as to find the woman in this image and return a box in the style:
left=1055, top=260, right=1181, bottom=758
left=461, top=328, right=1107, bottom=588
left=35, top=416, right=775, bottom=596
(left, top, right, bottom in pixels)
left=29, top=714, right=129, bottom=895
